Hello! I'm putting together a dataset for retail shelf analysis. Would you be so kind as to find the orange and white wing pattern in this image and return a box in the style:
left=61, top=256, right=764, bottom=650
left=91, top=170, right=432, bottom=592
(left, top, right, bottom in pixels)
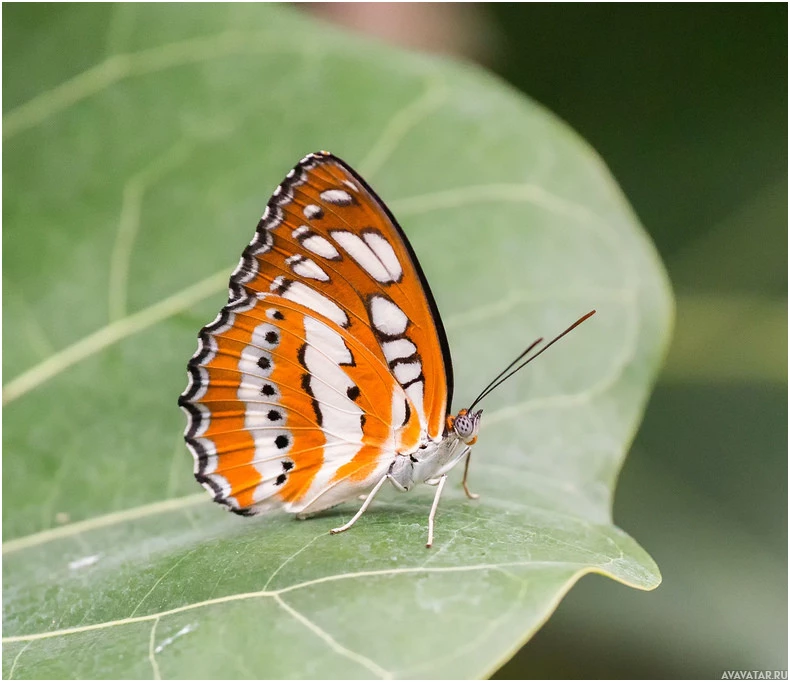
left=179, top=151, right=453, bottom=515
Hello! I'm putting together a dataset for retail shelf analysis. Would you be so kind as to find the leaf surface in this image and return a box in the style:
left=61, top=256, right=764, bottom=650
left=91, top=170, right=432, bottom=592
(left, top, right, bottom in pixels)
left=3, top=4, right=671, bottom=679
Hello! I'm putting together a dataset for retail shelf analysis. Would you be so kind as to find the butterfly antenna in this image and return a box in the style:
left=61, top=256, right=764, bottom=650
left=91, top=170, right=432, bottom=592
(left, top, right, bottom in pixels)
left=467, top=338, right=544, bottom=410
left=468, top=310, right=596, bottom=411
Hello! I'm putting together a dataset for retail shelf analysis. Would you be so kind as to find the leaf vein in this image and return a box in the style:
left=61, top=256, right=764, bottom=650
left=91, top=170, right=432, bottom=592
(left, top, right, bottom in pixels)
left=130, top=549, right=197, bottom=618
left=273, top=594, right=392, bottom=679
left=7, top=641, right=33, bottom=679
left=359, top=75, right=448, bottom=179
left=109, top=141, right=194, bottom=322
left=1, top=561, right=590, bottom=644
left=3, top=31, right=295, bottom=139
left=148, top=617, right=161, bottom=680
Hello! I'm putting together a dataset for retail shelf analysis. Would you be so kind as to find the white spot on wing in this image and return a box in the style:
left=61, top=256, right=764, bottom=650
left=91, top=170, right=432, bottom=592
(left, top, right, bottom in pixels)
left=288, top=255, right=330, bottom=281
left=304, top=204, right=323, bottom=219
left=250, top=322, right=281, bottom=350
left=404, top=380, right=427, bottom=432
left=363, top=231, right=402, bottom=281
left=370, top=295, right=408, bottom=336
left=282, top=281, right=348, bottom=327
left=296, top=317, right=364, bottom=506
left=302, top=234, right=341, bottom=260
left=243, top=347, right=273, bottom=377
left=331, top=231, right=393, bottom=283
left=393, top=361, right=422, bottom=385
left=391, top=387, right=406, bottom=442
left=320, top=189, right=353, bottom=205
left=251, top=443, right=293, bottom=503
left=304, top=317, right=354, bottom=365
left=382, top=338, right=417, bottom=363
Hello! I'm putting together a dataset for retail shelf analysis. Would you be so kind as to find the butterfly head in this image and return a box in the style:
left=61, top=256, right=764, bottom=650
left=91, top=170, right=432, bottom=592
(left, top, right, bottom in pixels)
left=447, top=408, right=483, bottom=445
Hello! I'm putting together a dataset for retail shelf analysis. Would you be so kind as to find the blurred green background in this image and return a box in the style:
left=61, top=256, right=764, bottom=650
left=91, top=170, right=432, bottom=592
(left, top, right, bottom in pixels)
left=307, top=2, right=788, bottom=678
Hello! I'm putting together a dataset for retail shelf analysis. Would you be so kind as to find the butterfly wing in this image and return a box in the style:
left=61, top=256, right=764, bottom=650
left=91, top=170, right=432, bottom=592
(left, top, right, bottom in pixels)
left=179, top=152, right=453, bottom=514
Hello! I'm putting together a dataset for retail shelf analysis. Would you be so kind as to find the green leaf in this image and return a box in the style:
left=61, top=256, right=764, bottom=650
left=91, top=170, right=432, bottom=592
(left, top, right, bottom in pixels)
left=3, top=4, right=671, bottom=679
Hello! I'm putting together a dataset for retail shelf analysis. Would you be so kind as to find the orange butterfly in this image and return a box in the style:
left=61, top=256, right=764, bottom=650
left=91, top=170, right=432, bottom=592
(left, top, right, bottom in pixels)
left=179, top=151, right=594, bottom=547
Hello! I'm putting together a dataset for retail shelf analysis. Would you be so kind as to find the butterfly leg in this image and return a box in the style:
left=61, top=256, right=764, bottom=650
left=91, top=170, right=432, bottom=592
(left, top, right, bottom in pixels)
left=461, top=450, right=480, bottom=500
left=329, top=474, right=389, bottom=536
left=426, top=474, right=448, bottom=548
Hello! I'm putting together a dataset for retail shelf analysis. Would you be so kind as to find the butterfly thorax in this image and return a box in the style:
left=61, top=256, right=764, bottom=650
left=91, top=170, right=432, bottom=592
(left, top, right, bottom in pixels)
left=391, top=408, right=483, bottom=489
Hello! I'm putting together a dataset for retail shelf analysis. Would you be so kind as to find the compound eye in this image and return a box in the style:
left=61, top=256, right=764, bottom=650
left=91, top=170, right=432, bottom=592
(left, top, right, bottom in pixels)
left=454, top=415, right=474, bottom=439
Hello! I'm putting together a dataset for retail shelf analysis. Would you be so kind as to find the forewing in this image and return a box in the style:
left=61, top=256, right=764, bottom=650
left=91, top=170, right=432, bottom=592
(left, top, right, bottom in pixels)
left=228, top=151, right=453, bottom=438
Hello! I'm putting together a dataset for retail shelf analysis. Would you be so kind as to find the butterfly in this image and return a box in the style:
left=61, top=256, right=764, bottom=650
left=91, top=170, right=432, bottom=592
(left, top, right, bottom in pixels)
left=179, top=151, right=595, bottom=547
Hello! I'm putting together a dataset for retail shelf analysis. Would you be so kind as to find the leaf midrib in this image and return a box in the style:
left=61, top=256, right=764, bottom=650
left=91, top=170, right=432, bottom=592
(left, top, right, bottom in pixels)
left=2, top=559, right=618, bottom=644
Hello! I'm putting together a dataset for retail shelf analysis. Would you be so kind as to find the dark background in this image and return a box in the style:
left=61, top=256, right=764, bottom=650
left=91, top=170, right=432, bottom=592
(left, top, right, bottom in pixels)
left=306, top=3, right=788, bottom=678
